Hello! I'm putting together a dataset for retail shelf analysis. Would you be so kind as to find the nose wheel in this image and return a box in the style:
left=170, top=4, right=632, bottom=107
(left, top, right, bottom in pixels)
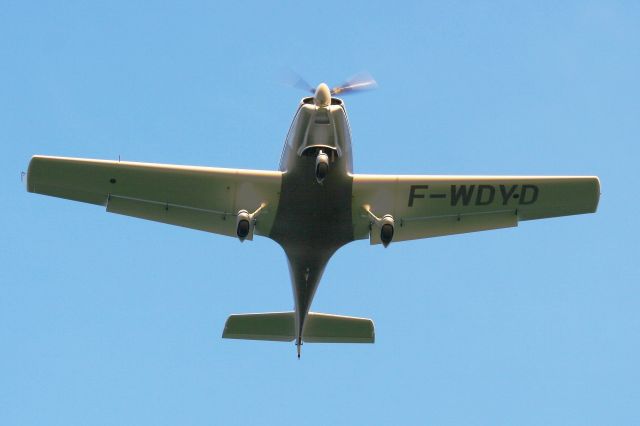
left=315, top=150, right=330, bottom=184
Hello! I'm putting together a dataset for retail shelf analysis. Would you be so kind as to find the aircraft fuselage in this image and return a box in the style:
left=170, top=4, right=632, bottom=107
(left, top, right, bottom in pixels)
left=269, top=96, right=355, bottom=353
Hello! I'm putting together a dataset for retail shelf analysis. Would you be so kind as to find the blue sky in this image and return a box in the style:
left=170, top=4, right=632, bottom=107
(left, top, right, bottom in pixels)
left=1, top=1, right=639, bottom=425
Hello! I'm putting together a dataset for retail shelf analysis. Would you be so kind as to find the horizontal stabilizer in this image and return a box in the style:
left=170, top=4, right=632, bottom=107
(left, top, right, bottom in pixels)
left=304, top=313, right=375, bottom=343
left=222, top=312, right=295, bottom=342
left=222, top=312, right=375, bottom=343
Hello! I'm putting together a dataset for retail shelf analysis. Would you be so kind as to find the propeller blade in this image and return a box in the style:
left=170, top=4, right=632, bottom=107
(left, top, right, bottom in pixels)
left=280, top=68, right=315, bottom=94
left=331, top=72, right=378, bottom=95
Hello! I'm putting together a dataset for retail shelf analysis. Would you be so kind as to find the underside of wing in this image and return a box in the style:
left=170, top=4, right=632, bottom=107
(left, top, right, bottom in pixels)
left=352, top=174, right=600, bottom=244
left=27, top=156, right=282, bottom=237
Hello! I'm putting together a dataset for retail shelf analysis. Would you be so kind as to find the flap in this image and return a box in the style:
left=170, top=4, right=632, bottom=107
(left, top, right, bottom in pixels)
left=106, top=195, right=234, bottom=235
left=370, top=210, right=518, bottom=244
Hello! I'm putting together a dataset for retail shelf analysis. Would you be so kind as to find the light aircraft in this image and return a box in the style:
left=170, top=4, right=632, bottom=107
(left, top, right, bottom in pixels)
left=26, top=75, right=600, bottom=357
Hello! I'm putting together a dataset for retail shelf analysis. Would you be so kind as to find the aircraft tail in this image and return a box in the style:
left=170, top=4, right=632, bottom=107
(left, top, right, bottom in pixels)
left=222, top=311, right=374, bottom=343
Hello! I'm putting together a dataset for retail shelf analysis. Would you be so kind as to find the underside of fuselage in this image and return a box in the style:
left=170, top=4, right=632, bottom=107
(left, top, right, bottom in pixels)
left=268, top=95, right=355, bottom=355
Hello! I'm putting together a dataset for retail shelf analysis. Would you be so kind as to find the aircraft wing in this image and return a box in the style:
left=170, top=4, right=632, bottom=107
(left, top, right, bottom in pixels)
left=351, top=174, right=600, bottom=244
left=27, top=155, right=282, bottom=238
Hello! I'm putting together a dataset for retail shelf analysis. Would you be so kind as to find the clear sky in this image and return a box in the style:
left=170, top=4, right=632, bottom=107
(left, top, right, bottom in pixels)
left=1, top=1, right=639, bottom=425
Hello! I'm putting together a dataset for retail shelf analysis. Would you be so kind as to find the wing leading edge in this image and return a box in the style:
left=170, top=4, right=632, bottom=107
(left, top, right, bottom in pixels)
left=351, top=174, right=600, bottom=244
left=27, top=155, right=283, bottom=237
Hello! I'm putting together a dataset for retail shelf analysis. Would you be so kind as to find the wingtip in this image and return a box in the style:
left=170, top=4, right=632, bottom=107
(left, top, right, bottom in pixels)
left=591, top=176, right=601, bottom=213
left=25, top=155, right=41, bottom=193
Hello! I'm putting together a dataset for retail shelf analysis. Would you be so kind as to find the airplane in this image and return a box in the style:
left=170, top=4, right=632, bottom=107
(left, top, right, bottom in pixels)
left=26, top=75, right=600, bottom=357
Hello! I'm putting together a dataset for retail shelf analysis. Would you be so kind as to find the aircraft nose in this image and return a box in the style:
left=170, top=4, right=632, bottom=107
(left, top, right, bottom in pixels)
left=314, top=83, right=331, bottom=107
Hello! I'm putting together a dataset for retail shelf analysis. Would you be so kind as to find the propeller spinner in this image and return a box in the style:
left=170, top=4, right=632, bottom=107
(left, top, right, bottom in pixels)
left=314, top=83, right=331, bottom=107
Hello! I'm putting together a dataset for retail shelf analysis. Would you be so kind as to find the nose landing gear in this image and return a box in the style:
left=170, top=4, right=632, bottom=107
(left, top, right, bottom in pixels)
left=315, top=150, right=329, bottom=183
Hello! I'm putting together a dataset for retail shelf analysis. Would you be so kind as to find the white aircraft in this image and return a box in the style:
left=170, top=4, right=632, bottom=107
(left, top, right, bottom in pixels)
left=27, top=76, right=600, bottom=357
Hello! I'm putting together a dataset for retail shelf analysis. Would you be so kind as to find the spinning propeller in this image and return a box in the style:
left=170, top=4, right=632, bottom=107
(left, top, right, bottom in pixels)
left=282, top=70, right=378, bottom=99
